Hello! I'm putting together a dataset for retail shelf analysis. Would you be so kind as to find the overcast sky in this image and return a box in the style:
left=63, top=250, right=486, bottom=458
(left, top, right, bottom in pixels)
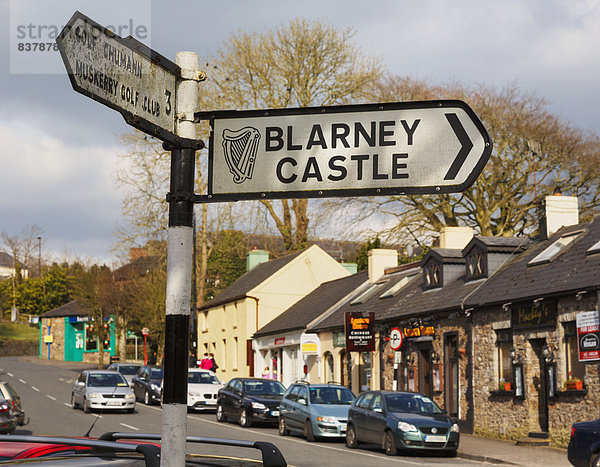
left=1, top=0, right=598, bottom=265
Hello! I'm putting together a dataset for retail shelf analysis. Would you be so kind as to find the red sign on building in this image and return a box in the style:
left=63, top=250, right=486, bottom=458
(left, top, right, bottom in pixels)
left=576, top=311, right=600, bottom=362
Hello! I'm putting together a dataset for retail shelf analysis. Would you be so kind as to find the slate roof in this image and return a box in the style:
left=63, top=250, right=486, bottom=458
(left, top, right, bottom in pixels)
left=463, top=236, right=530, bottom=255
left=197, top=249, right=303, bottom=311
left=254, top=271, right=369, bottom=337
left=465, top=216, right=600, bottom=307
left=39, top=300, right=89, bottom=318
left=0, top=252, right=23, bottom=269
left=308, top=264, right=424, bottom=331
left=421, top=248, right=465, bottom=265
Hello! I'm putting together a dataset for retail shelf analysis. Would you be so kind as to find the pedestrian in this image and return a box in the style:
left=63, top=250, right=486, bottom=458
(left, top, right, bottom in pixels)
left=199, top=353, right=212, bottom=370
left=262, top=366, right=271, bottom=378
left=209, top=353, right=219, bottom=372
left=189, top=351, right=197, bottom=368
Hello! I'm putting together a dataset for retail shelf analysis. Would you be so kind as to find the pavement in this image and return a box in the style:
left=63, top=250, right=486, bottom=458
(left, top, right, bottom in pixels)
left=458, top=434, right=570, bottom=466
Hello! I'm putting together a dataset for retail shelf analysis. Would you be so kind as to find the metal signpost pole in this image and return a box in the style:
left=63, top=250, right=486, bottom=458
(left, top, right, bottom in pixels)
left=161, top=51, right=198, bottom=466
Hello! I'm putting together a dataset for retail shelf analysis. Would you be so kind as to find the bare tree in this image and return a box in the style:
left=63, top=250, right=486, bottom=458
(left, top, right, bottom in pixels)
left=199, top=19, right=383, bottom=251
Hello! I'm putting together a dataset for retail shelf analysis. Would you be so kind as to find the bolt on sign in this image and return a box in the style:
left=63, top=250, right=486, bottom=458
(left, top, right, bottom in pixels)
left=56, top=11, right=196, bottom=147
left=576, top=311, right=600, bottom=362
left=345, top=312, right=375, bottom=352
left=194, top=100, right=492, bottom=203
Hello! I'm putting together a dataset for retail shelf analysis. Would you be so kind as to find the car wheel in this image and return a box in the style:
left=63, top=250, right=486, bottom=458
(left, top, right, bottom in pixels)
left=239, top=408, right=251, bottom=428
left=71, top=393, right=79, bottom=409
left=279, top=417, right=289, bottom=436
left=83, top=397, right=90, bottom=414
left=216, top=404, right=226, bottom=422
left=144, top=390, right=151, bottom=405
left=304, top=420, right=316, bottom=442
left=591, top=452, right=600, bottom=467
left=383, top=430, right=397, bottom=456
left=346, top=424, right=358, bottom=448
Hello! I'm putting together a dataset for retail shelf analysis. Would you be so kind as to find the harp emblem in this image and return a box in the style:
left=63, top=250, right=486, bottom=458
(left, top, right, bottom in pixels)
left=221, top=126, right=261, bottom=184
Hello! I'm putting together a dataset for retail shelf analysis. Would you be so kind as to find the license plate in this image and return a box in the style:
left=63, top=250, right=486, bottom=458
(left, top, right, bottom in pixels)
left=271, top=410, right=280, bottom=417
left=424, top=435, right=446, bottom=443
left=106, top=401, right=122, bottom=406
left=339, top=423, right=347, bottom=431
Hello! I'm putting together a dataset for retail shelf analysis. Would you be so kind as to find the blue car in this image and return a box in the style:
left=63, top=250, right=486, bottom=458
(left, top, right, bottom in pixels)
left=568, top=418, right=600, bottom=466
left=346, top=391, right=459, bottom=456
left=278, top=382, right=356, bottom=441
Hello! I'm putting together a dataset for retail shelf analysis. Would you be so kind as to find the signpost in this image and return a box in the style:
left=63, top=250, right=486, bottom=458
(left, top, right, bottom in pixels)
left=56, top=11, right=200, bottom=148
left=195, top=100, right=492, bottom=202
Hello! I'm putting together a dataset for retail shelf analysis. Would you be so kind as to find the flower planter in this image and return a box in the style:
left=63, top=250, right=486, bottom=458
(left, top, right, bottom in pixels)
left=566, top=381, right=583, bottom=391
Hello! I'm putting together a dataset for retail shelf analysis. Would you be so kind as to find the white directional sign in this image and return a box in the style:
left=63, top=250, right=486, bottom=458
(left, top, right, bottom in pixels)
left=56, top=11, right=190, bottom=146
left=196, top=100, right=492, bottom=202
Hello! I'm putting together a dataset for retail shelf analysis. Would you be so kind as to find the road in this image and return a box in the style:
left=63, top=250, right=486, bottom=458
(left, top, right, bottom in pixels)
left=0, top=356, right=488, bottom=466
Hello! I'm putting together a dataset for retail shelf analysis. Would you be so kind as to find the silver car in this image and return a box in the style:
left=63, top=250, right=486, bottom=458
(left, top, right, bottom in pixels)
left=71, top=370, right=136, bottom=413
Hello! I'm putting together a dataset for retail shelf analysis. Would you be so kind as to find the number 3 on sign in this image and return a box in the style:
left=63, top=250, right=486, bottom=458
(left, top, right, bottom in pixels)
left=164, top=89, right=172, bottom=115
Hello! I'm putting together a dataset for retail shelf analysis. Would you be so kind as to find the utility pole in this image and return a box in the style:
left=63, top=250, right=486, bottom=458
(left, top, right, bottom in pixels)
left=161, top=51, right=200, bottom=467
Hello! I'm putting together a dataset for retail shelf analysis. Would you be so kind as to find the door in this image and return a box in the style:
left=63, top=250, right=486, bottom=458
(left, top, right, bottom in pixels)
left=444, top=334, right=459, bottom=417
left=365, top=393, right=386, bottom=443
left=418, top=347, right=432, bottom=397
left=530, top=339, right=549, bottom=432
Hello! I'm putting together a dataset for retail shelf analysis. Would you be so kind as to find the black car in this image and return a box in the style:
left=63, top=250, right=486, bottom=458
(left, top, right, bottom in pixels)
left=132, top=365, right=163, bottom=405
left=568, top=418, right=600, bottom=466
left=346, top=391, right=459, bottom=456
left=216, top=378, right=286, bottom=427
left=0, top=381, right=25, bottom=426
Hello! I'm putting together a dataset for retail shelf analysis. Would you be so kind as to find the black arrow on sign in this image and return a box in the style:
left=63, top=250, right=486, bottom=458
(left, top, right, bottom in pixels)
left=444, top=113, right=473, bottom=180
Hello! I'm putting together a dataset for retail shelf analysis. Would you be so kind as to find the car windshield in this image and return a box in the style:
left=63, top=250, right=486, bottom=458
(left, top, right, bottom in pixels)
left=188, top=372, right=220, bottom=384
left=117, top=365, right=139, bottom=375
left=385, top=393, right=443, bottom=414
left=87, top=373, right=128, bottom=387
left=150, top=368, right=163, bottom=379
left=244, top=380, right=286, bottom=396
left=309, top=387, right=355, bottom=405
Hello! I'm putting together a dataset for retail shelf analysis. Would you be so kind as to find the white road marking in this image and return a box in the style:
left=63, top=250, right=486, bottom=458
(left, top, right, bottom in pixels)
left=64, top=403, right=72, bottom=408
left=187, top=415, right=416, bottom=465
left=18, top=379, right=26, bottom=384
left=7, top=373, right=13, bottom=377
left=31, top=386, right=40, bottom=392
left=120, top=423, right=140, bottom=431
left=46, top=395, right=56, bottom=401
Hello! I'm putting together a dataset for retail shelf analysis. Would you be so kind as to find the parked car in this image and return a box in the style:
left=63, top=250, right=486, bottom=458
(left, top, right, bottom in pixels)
left=346, top=390, right=459, bottom=456
left=132, top=365, right=163, bottom=405
left=568, top=418, right=600, bottom=466
left=0, top=381, right=25, bottom=426
left=106, top=362, right=142, bottom=387
left=0, top=432, right=287, bottom=466
left=71, top=370, right=136, bottom=413
left=187, top=368, right=223, bottom=412
left=0, top=398, right=16, bottom=434
left=216, top=377, right=286, bottom=427
left=278, top=382, right=355, bottom=441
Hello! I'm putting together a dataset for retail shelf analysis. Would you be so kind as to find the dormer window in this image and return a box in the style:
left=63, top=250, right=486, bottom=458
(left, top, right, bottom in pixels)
left=466, top=249, right=486, bottom=280
left=424, top=262, right=442, bottom=289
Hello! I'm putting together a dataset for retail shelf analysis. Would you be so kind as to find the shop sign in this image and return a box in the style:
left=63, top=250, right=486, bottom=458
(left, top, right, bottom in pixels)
left=345, top=312, right=375, bottom=352
left=68, top=316, right=90, bottom=323
left=576, top=310, right=600, bottom=362
left=511, top=300, right=557, bottom=329
left=403, top=324, right=435, bottom=338
left=300, top=333, right=320, bottom=356
left=332, top=330, right=345, bottom=348
left=274, top=337, right=286, bottom=346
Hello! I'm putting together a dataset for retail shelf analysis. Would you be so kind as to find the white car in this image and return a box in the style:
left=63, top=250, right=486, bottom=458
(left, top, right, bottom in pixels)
left=71, top=370, right=136, bottom=413
left=187, top=369, right=223, bottom=412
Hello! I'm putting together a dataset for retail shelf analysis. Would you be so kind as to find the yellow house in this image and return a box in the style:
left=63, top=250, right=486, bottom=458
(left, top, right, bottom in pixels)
left=196, top=245, right=350, bottom=382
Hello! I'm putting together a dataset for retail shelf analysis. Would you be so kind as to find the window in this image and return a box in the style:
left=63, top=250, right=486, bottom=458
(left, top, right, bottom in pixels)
left=200, top=312, right=208, bottom=333
left=324, top=352, right=334, bottom=383
left=424, top=262, right=442, bottom=289
left=350, top=281, right=387, bottom=305
left=586, top=239, right=600, bottom=256
left=466, top=250, right=486, bottom=280
left=84, top=323, right=97, bottom=351
left=297, top=386, right=309, bottom=402
left=356, top=392, right=374, bottom=409
left=233, top=337, right=238, bottom=370
left=286, top=385, right=300, bottom=402
left=563, top=322, right=585, bottom=382
left=528, top=231, right=582, bottom=266
left=371, top=393, right=383, bottom=411
left=496, top=330, right=513, bottom=388
left=379, top=274, right=417, bottom=298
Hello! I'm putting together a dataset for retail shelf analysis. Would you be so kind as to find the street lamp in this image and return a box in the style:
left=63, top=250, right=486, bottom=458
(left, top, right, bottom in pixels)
left=37, top=236, right=42, bottom=278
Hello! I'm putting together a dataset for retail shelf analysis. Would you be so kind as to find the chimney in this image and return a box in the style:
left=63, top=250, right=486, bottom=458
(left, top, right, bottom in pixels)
left=368, top=249, right=398, bottom=282
left=246, top=249, right=269, bottom=272
left=539, top=194, right=579, bottom=239
left=439, top=226, right=474, bottom=250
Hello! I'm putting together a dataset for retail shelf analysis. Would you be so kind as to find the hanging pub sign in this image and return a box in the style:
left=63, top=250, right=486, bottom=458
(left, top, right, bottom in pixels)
left=511, top=299, right=557, bottom=329
left=345, top=312, right=375, bottom=352
left=576, top=310, right=600, bottom=362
